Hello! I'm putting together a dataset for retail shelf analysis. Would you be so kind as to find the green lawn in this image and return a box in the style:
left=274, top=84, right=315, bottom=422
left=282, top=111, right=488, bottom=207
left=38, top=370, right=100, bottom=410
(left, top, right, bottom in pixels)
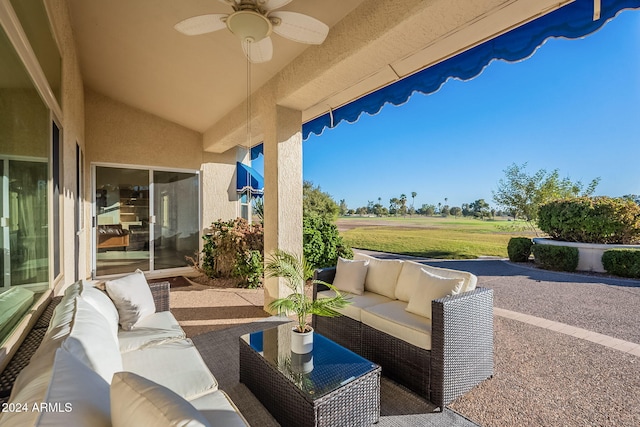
left=339, top=216, right=538, bottom=259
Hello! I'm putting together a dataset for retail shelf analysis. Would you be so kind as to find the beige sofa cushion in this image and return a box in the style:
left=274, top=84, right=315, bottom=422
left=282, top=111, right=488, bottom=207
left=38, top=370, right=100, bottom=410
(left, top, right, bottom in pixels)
left=361, top=301, right=433, bottom=350
left=397, top=261, right=477, bottom=300
left=77, top=281, right=120, bottom=341
left=405, top=268, right=464, bottom=319
left=332, top=257, right=368, bottom=295
left=111, top=372, right=211, bottom=427
left=118, top=311, right=186, bottom=353
left=189, top=391, right=250, bottom=427
left=318, top=289, right=393, bottom=322
left=354, top=253, right=403, bottom=299
left=121, top=339, right=218, bottom=400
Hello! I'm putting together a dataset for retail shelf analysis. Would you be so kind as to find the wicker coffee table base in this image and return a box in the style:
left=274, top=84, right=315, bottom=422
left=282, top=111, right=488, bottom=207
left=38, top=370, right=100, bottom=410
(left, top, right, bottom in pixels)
left=240, top=338, right=381, bottom=427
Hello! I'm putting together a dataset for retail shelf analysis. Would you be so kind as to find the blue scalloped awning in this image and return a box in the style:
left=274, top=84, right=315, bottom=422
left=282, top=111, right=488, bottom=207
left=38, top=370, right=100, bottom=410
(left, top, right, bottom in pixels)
left=236, top=162, right=264, bottom=196
left=302, top=0, right=640, bottom=139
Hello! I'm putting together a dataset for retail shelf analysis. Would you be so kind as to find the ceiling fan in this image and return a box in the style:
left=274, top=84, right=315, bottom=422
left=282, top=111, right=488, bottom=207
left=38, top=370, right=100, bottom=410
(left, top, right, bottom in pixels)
left=174, top=0, right=329, bottom=63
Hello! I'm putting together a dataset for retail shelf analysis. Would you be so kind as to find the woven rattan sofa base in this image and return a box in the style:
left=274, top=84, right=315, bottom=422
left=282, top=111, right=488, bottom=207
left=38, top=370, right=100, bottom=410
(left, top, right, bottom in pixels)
left=239, top=337, right=381, bottom=427
left=313, top=268, right=494, bottom=410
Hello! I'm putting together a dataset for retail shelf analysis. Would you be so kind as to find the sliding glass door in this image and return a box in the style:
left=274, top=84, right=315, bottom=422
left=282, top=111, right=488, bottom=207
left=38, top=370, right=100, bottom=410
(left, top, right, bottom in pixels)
left=94, top=166, right=199, bottom=277
left=153, top=171, right=199, bottom=270
left=0, top=158, right=49, bottom=287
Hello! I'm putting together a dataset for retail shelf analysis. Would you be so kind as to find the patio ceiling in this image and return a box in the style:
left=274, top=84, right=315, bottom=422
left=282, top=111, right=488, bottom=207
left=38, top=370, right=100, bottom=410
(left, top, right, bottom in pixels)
left=67, top=0, right=579, bottom=153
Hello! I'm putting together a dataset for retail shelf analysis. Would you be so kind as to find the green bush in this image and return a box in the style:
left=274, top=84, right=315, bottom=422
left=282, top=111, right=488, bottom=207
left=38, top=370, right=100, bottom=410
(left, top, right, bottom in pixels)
left=538, top=197, right=640, bottom=244
left=507, top=237, right=533, bottom=262
left=532, top=244, right=579, bottom=272
left=303, top=215, right=353, bottom=269
left=201, top=218, right=264, bottom=288
left=602, top=249, right=640, bottom=278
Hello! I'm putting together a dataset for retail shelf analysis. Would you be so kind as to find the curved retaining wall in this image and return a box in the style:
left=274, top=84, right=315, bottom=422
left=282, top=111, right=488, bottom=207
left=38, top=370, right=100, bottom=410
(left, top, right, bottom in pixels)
left=532, top=238, right=640, bottom=273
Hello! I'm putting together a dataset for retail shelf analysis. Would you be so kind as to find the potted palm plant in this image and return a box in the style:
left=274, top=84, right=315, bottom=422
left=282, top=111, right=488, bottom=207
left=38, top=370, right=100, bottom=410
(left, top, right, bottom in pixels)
left=265, top=249, right=350, bottom=353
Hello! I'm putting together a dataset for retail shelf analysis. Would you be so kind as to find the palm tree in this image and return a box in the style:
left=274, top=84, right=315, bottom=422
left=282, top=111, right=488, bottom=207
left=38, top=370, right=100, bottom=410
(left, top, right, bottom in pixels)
left=265, top=250, right=349, bottom=333
left=411, top=192, right=417, bottom=208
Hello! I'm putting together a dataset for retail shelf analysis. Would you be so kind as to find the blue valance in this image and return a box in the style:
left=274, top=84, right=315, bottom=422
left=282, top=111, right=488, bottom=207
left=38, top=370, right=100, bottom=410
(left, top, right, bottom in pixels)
left=236, top=162, right=264, bottom=196
left=250, top=144, right=263, bottom=161
left=302, top=0, right=640, bottom=139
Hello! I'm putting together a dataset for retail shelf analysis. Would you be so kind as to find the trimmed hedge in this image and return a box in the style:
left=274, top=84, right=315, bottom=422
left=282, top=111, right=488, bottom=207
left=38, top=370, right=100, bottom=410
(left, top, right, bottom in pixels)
left=538, top=197, right=640, bottom=244
left=532, top=244, right=579, bottom=272
left=507, top=237, right=533, bottom=262
left=602, top=249, right=640, bottom=278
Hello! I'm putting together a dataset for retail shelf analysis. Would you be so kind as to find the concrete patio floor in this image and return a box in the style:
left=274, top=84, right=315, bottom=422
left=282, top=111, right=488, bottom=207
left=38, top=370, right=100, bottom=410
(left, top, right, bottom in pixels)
left=170, top=252, right=640, bottom=426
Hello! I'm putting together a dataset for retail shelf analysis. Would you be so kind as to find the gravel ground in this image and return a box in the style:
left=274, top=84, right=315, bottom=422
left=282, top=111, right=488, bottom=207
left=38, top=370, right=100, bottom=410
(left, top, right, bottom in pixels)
left=450, top=316, right=640, bottom=427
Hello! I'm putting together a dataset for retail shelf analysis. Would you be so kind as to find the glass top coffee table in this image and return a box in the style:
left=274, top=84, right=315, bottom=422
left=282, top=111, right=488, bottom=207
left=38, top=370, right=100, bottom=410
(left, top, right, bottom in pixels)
left=239, top=323, right=381, bottom=427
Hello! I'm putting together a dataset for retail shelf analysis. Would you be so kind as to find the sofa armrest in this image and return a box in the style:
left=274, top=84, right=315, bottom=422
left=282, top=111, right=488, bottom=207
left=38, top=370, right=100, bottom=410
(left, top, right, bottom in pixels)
left=149, top=281, right=170, bottom=312
left=430, top=287, right=494, bottom=408
left=312, top=267, right=336, bottom=300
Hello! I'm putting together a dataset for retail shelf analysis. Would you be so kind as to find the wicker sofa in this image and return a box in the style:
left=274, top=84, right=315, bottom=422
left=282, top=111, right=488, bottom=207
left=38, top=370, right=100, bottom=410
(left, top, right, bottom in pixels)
left=0, top=272, right=248, bottom=427
left=312, top=253, right=493, bottom=409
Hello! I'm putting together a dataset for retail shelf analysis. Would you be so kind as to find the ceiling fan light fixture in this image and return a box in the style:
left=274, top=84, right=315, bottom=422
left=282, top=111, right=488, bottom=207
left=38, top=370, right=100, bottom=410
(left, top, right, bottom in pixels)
left=226, top=10, right=272, bottom=42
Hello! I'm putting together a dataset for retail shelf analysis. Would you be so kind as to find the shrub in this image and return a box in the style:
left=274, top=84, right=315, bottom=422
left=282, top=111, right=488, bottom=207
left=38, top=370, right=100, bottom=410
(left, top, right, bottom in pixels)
left=602, top=249, right=640, bottom=278
left=538, top=197, right=640, bottom=244
left=532, top=244, right=579, bottom=272
left=303, top=215, right=353, bottom=269
left=201, top=218, right=264, bottom=288
left=507, top=237, right=533, bottom=262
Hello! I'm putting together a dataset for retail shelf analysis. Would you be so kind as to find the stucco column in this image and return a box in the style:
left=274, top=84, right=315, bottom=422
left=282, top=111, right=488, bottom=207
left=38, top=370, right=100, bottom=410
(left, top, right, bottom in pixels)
left=262, top=105, right=303, bottom=312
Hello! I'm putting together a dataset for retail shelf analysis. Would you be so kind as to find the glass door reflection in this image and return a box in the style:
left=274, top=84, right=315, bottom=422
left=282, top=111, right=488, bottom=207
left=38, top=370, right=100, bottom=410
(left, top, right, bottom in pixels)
left=95, top=167, right=150, bottom=276
left=153, top=171, right=199, bottom=270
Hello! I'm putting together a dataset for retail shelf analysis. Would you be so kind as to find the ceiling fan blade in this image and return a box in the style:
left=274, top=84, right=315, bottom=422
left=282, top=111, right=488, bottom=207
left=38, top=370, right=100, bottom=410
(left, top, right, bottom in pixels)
left=219, top=0, right=240, bottom=8
left=174, top=14, right=228, bottom=36
left=270, top=12, right=329, bottom=45
left=261, top=0, right=293, bottom=11
left=242, top=37, right=273, bottom=63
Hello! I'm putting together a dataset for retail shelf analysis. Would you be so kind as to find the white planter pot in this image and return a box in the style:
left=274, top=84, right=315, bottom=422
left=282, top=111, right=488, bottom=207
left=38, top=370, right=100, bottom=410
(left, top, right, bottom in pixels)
left=291, top=326, right=313, bottom=354
left=533, top=238, right=640, bottom=273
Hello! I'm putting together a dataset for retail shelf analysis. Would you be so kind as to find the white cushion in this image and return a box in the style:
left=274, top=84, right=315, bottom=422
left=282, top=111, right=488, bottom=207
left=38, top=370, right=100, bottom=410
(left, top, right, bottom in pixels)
left=189, top=391, right=249, bottom=427
left=317, top=290, right=393, bottom=322
left=395, top=261, right=426, bottom=302
left=106, top=269, right=156, bottom=330
left=121, top=339, right=218, bottom=400
left=354, top=253, right=403, bottom=299
left=421, top=263, right=478, bottom=293
left=36, top=349, right=111, bottom=427
left=361, top=301, right=433, bottom=350
left=78, top=280, right=120, bottom=341
left=405, top=268, right=464, bottom=319
left=61, top=298, right=123, bottom=383
left=111, top=372, right=210, bottom=427
left=332, top=257, right=368, bottom=295
left=118, top=311, right=186, bottom=353
left=1, top=348, right=111, bottom=427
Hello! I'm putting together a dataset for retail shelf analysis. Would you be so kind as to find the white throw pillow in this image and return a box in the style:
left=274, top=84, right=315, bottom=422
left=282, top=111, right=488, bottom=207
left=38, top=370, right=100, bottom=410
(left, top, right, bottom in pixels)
left=106, top=269, right=156, bottom=330
left=363, top=257, right=404, bottom=299
left=405, top=268, right=464, bottom=319
left=36, top=348, right=111, bottom=427
left=332, top=257, right=368, bottom=295
left=111, top=372, right=211, bottom=427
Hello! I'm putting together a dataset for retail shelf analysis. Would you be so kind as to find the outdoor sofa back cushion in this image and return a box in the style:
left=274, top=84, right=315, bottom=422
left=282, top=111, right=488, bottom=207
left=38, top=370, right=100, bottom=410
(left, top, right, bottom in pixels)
left=61, top=298, right=123, bottom=383
left=77, top=280, right=120, bottom=341
left=405, top=268, right=464, bottom=319
left=0, top=348, right=111, bottom=427
left=111, top=371, right=211, bottom=427
left=354, top=253, right=403, bottom=299
left=106, top=269, right=156, bottom=330
left=332, top=257, right=369, bottom=295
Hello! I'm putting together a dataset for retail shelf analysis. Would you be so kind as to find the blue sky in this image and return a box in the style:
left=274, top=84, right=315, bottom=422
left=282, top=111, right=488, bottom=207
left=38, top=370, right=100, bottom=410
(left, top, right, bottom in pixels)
left=298, top=9, right=640, bottom=211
